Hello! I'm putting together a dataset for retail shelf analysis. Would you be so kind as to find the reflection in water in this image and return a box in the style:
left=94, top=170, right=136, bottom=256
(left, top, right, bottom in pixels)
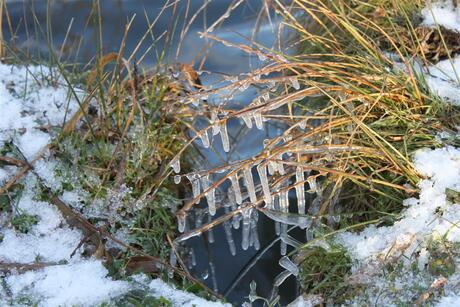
left=3, top=1, right=298, bottom=305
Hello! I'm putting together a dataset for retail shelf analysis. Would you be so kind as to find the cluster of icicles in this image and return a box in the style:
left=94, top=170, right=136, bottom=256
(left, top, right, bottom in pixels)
left=167, top=75, right=313, bottom=288
left=168, top=153, right=324, bottom=284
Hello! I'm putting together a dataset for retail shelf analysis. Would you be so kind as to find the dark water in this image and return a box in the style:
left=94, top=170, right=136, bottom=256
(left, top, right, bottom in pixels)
left=3, top=1, right=299, bottom=305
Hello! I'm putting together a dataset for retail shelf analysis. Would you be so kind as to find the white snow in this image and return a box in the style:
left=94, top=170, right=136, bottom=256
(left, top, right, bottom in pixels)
left=0, top=63, right=228, bottom=306
left=338, top=146, right=460, bottom=260
left=423, top=56, right=460, bottom=105
left=148, top=279, right=230, bottom=307
left=0, top=65, right=78, bottom=160
left=5, top=260, right=130, bottom=307
left=422, top=1, right=460, bottom=32
left=436, top=295, right=460, bottom=307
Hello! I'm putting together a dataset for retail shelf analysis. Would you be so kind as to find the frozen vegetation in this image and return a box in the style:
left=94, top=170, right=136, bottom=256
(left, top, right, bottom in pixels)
left=0, top=64, right=228, bottom=307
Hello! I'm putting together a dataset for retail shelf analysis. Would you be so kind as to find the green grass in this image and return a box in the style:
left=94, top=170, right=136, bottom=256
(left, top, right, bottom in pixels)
left=298, top=243, right=353, bottom=303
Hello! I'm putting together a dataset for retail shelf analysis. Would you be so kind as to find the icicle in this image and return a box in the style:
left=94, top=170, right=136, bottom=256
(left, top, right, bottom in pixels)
left=275, top=222, right=281, bottom=235
left=281, top=233, right=302, bottom=249
left=306, top=229, right=314, bottom=241
left=177, top=212, right=186, bottom=233
left=171, top=158, right=180, bottom=173
left=281, top=223, right=287, bottom=255
left=273, top=194, right=280, bottom=235
left=290, top=77, right=300, bottom=90
left=201, top=175, right=216, bottom=216
left=257, top=163, right=272, bottom=208
left=274, top=270, right=292, bottom=287
left=200, top=130, right=210, bottom=148
left=232, top=212, right=241, bottom=229
left=168, top=250, right=177, bottom=278
left=208, top=187, right=216, bottom=216
left=174, top=230, right=201, bottom=243
left=250, top=211, right=260, bottom=250
left=212, top=123, right=220, bottom=136
left=262, top=92, right=270, bottom=101
left=279, top=256, right=299, bottom=276
left=201, top=270, right=209, bottom=280
left=190, top=248, right=197, bottom=267
left=279, top=190, right=289, bottom=212
left=309, top=195, right=322, bottom=215
left=207, top=214, right=215, bottom=243
left=224, top=221, right=236, bottom=256
left=260, top=208, right=312, bottom=229
left=295, top=166, right=305, bottom=215
left=187, top=174, right=201, bottom=204
left=268, top=160, right=276, bottom=175
left=229, top=174, right=243, bottom=205
left=241, top=113, right=253, bottom=129
left=253, top=112, right=264, bottom=130
left=220, top=121, right=230, bottom=152
left=299, top=119, right=306, bottom=130
left=277, top=154, right=285, bottom=175
left=209, top=260, right=218, bottom=293
left=241, top=208, right=252, bottom=250
left=279, top=190, right=289, bottom=255
left=308, top=177, right=317, bottom=193
left=169, top=250, right=177, bottom=267
left=174, top=175, right=181, bottom=184
left=208, top=227, right=215, bottom=243
left=243, top=167, right=257, bottom=203
left=195, top=209, right=204, bottom=228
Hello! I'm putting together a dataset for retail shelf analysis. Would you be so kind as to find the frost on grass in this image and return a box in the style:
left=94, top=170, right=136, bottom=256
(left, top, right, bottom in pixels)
left=0, top=63, right=227, bottom=307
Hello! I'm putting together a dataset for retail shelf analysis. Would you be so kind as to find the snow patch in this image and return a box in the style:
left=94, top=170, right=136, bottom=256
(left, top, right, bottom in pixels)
left=5, top=260, right=130, bottom=307
left=148, top=279, right=231, bottom=307
left=422, top=1, right=460, bottom=32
